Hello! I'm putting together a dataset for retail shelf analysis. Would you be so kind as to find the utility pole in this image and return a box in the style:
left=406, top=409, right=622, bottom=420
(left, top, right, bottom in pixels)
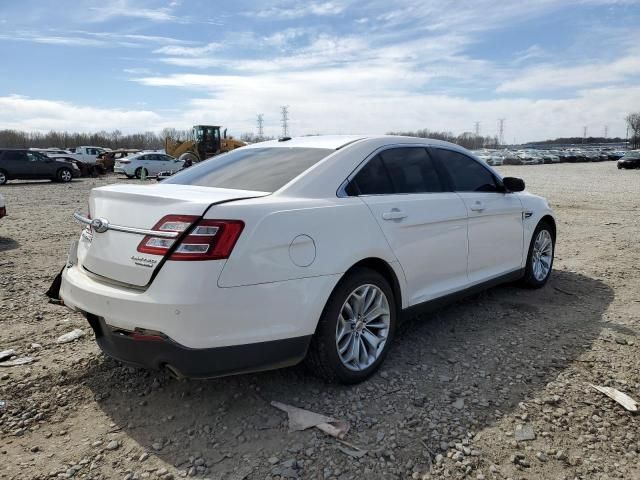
left=280, top=106, right=289, bottom=138
left=604, top=125, right=608, bottom=139
left=582, top=126, right=588, bottom=144
left=256, top=114, right=264, bottom=140
left=498, top=118, right=505, bottom=146
left=474, top=122, right=480, bottom=149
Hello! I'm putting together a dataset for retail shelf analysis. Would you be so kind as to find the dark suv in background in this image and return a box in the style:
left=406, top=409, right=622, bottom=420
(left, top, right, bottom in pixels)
left=0, top=149, right=80, bottom=185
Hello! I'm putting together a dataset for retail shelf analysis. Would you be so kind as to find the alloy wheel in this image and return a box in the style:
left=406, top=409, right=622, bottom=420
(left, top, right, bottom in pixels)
left=531, top=229, right=553, bottom=281
left=60, top=170, right=72, bottom=182
left=335, top=284, right=391, bottom=371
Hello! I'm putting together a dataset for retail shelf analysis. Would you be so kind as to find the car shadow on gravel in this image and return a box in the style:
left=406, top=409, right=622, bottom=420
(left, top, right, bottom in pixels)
left=80, top=270, right=612, bottom=475
left=0, top=236, right=19, bottom=252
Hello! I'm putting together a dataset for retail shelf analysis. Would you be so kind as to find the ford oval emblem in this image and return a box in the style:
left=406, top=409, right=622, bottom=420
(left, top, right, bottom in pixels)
left=90, top=217, right=109, bottom=233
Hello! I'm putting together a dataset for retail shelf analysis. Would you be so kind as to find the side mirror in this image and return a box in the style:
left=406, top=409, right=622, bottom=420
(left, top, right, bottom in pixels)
left=503, top=177, right=525, bottom=192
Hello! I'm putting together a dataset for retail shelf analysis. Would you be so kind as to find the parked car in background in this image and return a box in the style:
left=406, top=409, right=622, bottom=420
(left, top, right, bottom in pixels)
left=617, top=150, right=640, bottom=169
left=96, top=149, right=141, bottom=173
left=48, top=146, right=106, bottom=177
left=0, top=193, right=5, bottom=218
left=0, top=149, right=80, bottom=184
left=56, top=135, right=556, bottom=383
left=114, top=152, right=183, bottom=178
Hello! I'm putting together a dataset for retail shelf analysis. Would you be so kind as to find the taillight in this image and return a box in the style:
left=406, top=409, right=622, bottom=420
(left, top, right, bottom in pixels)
left=136, top=215, right=244, bottom=261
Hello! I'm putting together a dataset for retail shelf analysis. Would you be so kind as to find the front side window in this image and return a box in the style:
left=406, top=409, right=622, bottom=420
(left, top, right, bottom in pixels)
left=430, top=148, right=499, bottom=193
left=165, top=147, right=333, bottom=192
left=348, top=147, right=444, bottom=195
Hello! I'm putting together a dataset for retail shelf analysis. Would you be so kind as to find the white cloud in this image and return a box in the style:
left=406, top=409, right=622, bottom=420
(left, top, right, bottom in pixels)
left=497, top=54, right=640, bottom=92
left=0, top=95, right=162, bottom=132
left=254, top=2, right=346, bottom=19
left=154, top=42, right=221, bottom=57
left=0, top=29, right=193, bottom=48
left=88, top=0, right=176, bottom=22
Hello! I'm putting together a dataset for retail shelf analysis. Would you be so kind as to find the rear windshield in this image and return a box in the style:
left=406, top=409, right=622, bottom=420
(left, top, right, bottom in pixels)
left=164, top=147, right=333, bottom=192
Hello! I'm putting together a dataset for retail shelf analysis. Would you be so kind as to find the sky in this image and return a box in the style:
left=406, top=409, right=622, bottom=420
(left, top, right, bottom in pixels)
left=0, top=0, right=639, bottom=143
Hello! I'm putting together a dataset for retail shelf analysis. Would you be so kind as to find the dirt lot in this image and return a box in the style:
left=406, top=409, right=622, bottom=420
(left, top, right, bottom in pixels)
left=1, top=162, right=639, bottom=480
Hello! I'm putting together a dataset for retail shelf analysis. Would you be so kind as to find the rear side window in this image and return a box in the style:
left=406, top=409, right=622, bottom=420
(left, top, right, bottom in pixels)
left=349, top=155, right=394, bottom=195
left=379, top=148, right=444, bottom=193
left=348, top=147, right=444, bottom=195
left=430, top=148, right=498, bottom=192
left=3, top=151, right=27, bottom=161
left=165, top=147, right=333, bottom=192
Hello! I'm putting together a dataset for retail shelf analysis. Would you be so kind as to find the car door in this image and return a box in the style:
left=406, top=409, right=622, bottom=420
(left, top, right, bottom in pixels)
left=4, top=151, right=34, bottom=178
left=347, top=146, right=470, bottom=305
left=158, top=154, right=176, bottom=172
left=430, top=147, right=524, bottom=284
left=27, top=151, right=55, bottom=177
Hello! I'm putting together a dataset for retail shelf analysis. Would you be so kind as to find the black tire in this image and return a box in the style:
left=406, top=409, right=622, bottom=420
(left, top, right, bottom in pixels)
left=135, top=167, right=148, bottom=179
left=0, top=169, right=7, bottom=185
left=305, top=267, right=397, bottom=384
left=521, top=220, right=555, bottom=289
left=57, top=168, right=73, bottom=183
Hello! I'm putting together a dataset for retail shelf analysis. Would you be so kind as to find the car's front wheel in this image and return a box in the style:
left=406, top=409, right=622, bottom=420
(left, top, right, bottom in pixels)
left=305, top=267, right=396, bottom=384
left=521, top=221, right=555, bottom=288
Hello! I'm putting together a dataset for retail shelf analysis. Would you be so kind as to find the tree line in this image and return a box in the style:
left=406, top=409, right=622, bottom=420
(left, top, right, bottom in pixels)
left=0, top=128, right=193, bottom=150
left=627, top=113, right=640, bottom=149
left=387, top=129, right=499, bottom=149
left=1, top=118, right=637, bottom=151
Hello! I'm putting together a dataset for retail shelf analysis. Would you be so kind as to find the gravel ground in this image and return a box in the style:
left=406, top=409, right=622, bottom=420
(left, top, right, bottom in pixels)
left=1, top=162, right=638, bottom=480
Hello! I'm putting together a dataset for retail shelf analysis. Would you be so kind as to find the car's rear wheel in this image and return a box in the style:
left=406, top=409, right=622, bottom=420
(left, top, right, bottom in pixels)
left=521, top=221, right=555, bottom=288
left=305, top=268, right=396, bottom=384
left=57, top=168, right=73, bottom=183
left=0, top=170, right=7, bottom=185
left=135, top=167, right=148, bottom=179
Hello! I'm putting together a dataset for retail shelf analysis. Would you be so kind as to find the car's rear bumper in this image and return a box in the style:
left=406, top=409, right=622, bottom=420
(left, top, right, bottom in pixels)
left=59, top=260, right=339, bottom=351
left=85, top=314, right=311, bottom=378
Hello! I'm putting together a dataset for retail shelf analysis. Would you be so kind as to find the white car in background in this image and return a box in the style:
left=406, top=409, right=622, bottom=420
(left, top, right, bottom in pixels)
left=0, top=193, right=5, bottom=219
left=57, top=136, right=556, bottom=383
left=114, top=152, right=183, bottom=178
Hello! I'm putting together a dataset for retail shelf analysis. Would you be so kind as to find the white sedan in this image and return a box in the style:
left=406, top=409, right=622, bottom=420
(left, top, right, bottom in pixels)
left=114, top=152, right=184, bottom=179
left=56, top=136, right=556, bottom=383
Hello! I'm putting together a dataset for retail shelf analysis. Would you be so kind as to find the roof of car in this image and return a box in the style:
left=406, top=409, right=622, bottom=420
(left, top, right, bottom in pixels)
left=243, top=135, right=463, bottom=151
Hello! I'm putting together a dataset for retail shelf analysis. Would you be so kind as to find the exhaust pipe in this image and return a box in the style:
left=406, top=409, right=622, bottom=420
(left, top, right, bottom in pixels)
left=164, top=364, right=185, bottom=381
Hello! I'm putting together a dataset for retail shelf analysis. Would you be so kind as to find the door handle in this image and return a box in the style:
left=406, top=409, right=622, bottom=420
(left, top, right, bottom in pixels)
left=382, top=209, right=407, bottom=221
left=470, top=201, right=485, bottom=213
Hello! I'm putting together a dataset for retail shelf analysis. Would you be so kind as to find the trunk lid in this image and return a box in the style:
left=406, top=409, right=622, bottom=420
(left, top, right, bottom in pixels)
left=80, top=183, right=267, bottom=287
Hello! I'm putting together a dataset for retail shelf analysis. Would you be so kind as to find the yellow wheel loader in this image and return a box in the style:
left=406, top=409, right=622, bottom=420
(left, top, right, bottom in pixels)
left=165, top=125, right=246, bottom=163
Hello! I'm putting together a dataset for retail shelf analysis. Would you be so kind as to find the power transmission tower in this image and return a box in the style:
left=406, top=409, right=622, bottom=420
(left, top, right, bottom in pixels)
left=474, top=121, right=480, bottom=136
left=583, top=126, right=588, bottom=143
left=280, top=106, right=289, bottom=138
left=498, top=118, right=505, bottom=146
left=256, top=114, right=264, bottom=139
left=604, top=125, right=608, bottom=139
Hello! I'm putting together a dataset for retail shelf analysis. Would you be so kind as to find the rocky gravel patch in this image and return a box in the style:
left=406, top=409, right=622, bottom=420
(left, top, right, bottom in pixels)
left=1, top=164, right=639, bottom=479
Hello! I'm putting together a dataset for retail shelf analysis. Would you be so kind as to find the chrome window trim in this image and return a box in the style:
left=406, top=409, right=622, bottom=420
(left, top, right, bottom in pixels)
left=72, top=212, right=179, bottom=239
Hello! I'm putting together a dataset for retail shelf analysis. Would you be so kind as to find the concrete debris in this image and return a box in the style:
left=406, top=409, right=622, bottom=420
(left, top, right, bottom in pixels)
left=56, top=329, right=85, bottom=344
